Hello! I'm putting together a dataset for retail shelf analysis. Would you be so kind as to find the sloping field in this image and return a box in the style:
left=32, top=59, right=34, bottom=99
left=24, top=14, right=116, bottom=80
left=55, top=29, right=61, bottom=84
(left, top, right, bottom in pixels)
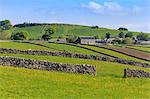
left=0, top=42, right=101, bottom=55
left=0, top=29, right=13, bottom=40
left=0, top=66, right=149, bottom=98
left=13, top=24, right=149, bottom=40
left=13, top=26, right=46, bottom=39
left=0, top=53, right=150, bottom=98
left=0, top=41, right=149, bottom=64
left=33, top=42, right=102, bottom=55
left=0, top=42, right=55, bottom=51
left=126, top=46, right=150, bottom=53
left=33, top=42, right=150, bottom=63
left=78, top=44, right=150, bottom=64
left=105, top=46, right=150, bottom=61
left=0, top=53, right=149, bottom=71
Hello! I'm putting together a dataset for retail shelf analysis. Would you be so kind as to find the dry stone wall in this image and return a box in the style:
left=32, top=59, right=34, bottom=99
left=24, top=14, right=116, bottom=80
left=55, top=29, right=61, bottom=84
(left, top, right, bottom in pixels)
left=124, top=68, right=150, bottom=78
left=0, top=56, right=96, bottom=76
left=0, top=48, right=150, bottom=68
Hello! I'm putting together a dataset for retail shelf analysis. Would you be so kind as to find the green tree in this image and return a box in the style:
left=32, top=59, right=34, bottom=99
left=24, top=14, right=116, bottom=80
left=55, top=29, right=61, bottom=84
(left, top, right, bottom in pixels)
left=123, top=37, right=133, bottom=44
left=42, top=27, right=56, bottom=40
left=11, top=31, right=28, bottom=40
left=112, top=38, right=123, bottom=44
left=105, top=32, right=111, bottom=39
left=118, top=32, right=125, bottom=38
left=0, top=20, right=12, bottom=30
left=66, top=35, right=78, bottom=43
left=125, top=32, right=133, bottom=38
left=45, top=27, right=56, bottom=35
left=137, top=33, right=149, bottom=41
left=42, top=34, right=52, bottom=40
left=94, top=35, right=99, bottom=39
left=118, top=27, right=128, bottom=31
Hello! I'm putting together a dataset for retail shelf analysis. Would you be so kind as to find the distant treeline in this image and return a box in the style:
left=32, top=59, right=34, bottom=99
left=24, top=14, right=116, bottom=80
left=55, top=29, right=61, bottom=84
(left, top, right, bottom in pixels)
left=13, top=23, right=51, bottom=28
left=13, top=23, right=89, bottom=28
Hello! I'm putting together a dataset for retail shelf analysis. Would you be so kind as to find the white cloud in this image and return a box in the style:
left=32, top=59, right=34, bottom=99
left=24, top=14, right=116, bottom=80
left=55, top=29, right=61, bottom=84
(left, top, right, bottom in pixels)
left=82, top=1, right=143, bottom=15
left=104, top=2, right=122, bottom=11
left=86, top=2, right=102, bottom=10
left=82, top=1, right=103, bottom=13
left=82, top=1, right=123, bottom=14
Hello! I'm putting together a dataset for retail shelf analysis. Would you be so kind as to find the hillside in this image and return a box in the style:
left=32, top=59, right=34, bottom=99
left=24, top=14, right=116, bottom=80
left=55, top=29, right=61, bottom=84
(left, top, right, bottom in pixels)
left=1, top=23, right=150, bottom=40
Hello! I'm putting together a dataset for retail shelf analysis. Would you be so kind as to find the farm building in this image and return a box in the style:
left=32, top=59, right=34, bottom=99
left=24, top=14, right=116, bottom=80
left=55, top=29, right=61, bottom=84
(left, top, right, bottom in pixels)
left=78, top=36, right=96, bottom=45
left=139, top=41, right=150, bottom=45
left=95, top=39, right=106, bottom=44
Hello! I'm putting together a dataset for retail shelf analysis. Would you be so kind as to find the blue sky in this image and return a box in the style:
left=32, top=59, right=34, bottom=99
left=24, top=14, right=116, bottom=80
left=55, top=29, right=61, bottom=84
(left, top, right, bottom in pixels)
left=0, top=0, right=150, bottom=32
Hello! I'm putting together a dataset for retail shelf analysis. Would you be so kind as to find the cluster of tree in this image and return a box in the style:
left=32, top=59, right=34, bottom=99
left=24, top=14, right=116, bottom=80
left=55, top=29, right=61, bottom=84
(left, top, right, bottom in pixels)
left=119, top=32, right=134, bottom=38
left=136, top=33, right=149, bottom=41
left=41, top=27, right=56, bottom=40
left=105, top=32, right=134, bottom=39
left=105, top=32, right=149, bottom=45
left=13, top=23, right=85, bottom=28
left=118, top=27, right=128, bottom=31
left=13, top=23, right=49, bottom=28
left=0, top=20, right=12, bottom=30
left=11, top=31, right=29, bottom=40
left=105, top=32, right=134, bottom=44
left=112, top=37, right=133, bottom=45
left=91, top=26, right=99, bottom=29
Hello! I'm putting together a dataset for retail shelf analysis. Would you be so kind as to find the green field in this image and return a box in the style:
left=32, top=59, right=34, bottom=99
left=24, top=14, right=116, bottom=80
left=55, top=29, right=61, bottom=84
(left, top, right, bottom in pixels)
left=0, top=42, right=55, bottom=51
left=1, top=41, right=149, bottom=64
left=78, top=44, right=150, bottom=64
left=0, top=65, right=149, bottom=98
left=0, top=42, right=101, bottom=55
left=0, top=41, right=150, bottom=98
left=1, top=24, right=149, bottom=40
left=0, top=53, right=149, bottom=72
left=0, top=29, right=13, bottom=40
left=35, top=42, right=102, bottom=55
left=0, top=54, right=150, bottom=98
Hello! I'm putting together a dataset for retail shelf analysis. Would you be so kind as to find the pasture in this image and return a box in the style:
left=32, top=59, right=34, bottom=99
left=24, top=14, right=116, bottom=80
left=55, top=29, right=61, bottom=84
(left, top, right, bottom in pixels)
left=0, top=41, right=150, bottom=98
left=12, top=24, right=146, bottom=40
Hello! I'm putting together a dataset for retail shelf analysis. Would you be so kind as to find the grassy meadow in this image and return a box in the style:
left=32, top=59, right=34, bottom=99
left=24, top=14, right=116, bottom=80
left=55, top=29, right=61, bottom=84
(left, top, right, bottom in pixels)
left=1, top=24, right=149, bottom=40
left=0, top=41, right=149, bottom=63
left=0, top=41, right=150, bottom=98
left=0, top=66, right=149, bottom=98
left=0, top=42, right=101, bottom=55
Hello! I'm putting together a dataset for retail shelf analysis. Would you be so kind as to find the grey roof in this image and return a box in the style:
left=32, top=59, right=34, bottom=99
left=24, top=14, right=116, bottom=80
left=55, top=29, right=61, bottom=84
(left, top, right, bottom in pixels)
left=79, top=36, right=95, bottom=39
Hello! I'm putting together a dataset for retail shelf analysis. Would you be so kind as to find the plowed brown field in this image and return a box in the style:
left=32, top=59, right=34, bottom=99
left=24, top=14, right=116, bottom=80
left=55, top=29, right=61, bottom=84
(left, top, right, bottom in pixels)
left=106, top=47, right=150, bottom=61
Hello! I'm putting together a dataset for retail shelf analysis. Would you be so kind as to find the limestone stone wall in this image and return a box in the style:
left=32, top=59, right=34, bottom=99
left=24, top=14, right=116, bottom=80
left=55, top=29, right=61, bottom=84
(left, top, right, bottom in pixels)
left=124, top=68, right=150, bottom=78
left=0, top=48, right=149, bottom=68
left=0, top=56, right=96, bottom=76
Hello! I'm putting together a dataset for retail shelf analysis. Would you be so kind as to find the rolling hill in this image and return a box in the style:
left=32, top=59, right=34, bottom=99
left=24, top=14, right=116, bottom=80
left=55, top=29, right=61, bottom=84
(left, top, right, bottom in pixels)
left=1, top=23, right=150, bottom=40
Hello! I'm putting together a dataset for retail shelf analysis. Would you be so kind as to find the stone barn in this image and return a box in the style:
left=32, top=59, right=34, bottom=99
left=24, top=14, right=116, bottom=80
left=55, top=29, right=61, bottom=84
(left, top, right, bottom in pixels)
left=78, top=36, right=96, bottom=45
